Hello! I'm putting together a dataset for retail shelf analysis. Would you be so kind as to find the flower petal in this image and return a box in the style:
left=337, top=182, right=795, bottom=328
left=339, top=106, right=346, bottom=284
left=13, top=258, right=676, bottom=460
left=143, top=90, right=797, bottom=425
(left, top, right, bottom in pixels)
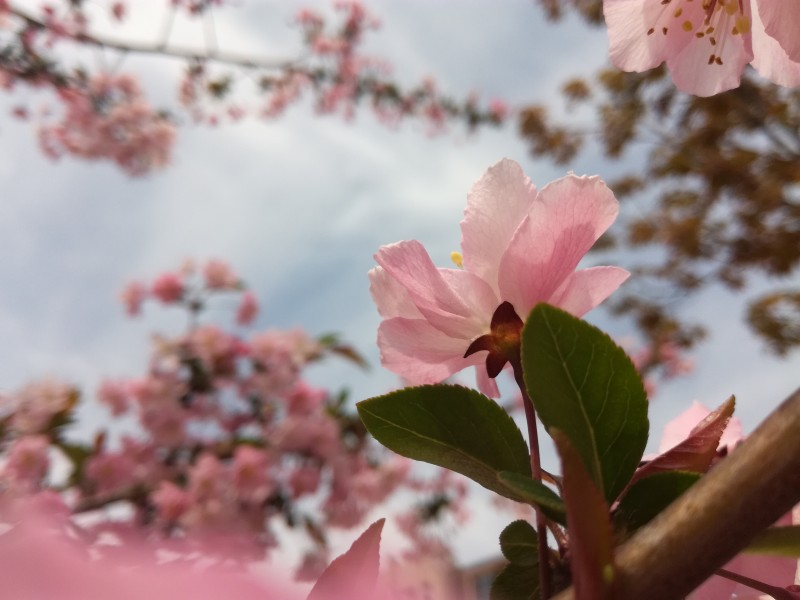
left=377, top=317, right=475, bottom=385
left=549, top=266, right=630, bottom=318
left=498, top=174, right=619, bottom=318
left=666, top=3, right=753, bottom=97
left=750, top=2, right=800, bottom=87
left=375, top=240, right=495, bottom=339
left=460, top=158, right=537, bottom=293
left=603, top=0, right=699, bottom=72
left=475, top=367, right=501, bottom=398
left=755, top=0, right=800, bottom=63
left=368, top=266, right=422, bottom=320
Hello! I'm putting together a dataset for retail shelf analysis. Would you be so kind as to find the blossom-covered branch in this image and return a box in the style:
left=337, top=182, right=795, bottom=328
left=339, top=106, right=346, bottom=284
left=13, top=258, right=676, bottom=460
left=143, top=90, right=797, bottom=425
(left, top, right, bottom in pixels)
left=0, top=1, right=508, bottom=176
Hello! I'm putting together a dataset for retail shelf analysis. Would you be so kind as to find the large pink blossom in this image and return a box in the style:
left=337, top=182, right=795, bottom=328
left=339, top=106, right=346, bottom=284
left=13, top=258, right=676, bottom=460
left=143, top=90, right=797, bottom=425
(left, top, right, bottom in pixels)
left=604, top=0, right=800, bottom=96
left=369, top=158, right=628, bottom=396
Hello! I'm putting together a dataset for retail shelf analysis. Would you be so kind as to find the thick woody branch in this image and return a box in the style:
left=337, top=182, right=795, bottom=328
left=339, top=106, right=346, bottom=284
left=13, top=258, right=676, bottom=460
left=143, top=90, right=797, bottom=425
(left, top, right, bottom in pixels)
left=554, top=388, right=800, bottom=600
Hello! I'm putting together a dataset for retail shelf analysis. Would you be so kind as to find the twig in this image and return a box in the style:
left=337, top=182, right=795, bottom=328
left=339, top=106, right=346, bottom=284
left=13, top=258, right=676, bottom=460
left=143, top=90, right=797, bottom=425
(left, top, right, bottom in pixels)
left=7, top=2, right=299, bottom=70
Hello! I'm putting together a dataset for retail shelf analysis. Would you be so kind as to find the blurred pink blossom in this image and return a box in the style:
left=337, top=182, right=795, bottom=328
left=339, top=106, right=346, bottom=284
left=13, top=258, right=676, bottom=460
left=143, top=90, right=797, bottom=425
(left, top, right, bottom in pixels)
left=85, top=452, right=138, bottom=495
left=120, top=280, right=147, bottom=316
left=97, top=379, right=130, bottom=415
left=203, top=259, right=240, bottom=290
left=38, top=73, right=176, bottom=175
left=9, top=378, right=76, bottom=434
left=236, top=291, right=259, bottom=326
left=151, top=272, right=184, bottom=303
left=2, top=435, right=50, bottom=490
left=151, top=481, right=192, bottom=523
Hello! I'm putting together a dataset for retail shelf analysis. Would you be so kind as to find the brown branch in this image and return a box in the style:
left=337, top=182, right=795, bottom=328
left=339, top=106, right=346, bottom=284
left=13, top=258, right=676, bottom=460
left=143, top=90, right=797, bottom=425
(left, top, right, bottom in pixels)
left=553, top=387, right=800, bottom=600
left=7, top=2, right=301, bottom=70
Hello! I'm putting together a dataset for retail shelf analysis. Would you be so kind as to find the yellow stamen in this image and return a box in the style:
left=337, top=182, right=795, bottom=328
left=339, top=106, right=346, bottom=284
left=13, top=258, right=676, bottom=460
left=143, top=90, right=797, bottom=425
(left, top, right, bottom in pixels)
left=735, top=15, right=751, bottom=34
left=450, top=251, right=463, bottom=268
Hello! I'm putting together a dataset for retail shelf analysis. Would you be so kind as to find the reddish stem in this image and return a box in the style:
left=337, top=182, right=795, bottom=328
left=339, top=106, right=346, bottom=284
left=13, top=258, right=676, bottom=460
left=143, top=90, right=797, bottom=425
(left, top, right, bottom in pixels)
left=513, top=358, right=552, bottom=599
left=716, top=568, right=798, bottom=600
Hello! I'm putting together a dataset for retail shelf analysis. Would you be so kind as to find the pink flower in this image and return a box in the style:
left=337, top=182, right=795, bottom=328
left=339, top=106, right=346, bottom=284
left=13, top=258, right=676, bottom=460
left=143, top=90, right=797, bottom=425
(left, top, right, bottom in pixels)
left=369, top=158, right=628, bottom=396
left=85, top=452, right=137, bottom=495
left=604, top=0, right=800, bottom=96
left=151, top=481, right=192, bottom=523
left=231, top=446, right=273, bottom=504
left=284, top=381, right=327, bottom=416
left=203, top=259, right=239, bottom=290
left=236, top=291, right=259, bottom=326
left=288, top=465, right=322, bottom=497
left=151, top=272, right=184, bottom=304
left=10, top=379, right=77, bottom=434
left=97, top=379, right=130, bottom=416
left=120, top=280, right=147, bottom=316
left=2, top=435, right=50, bottom=490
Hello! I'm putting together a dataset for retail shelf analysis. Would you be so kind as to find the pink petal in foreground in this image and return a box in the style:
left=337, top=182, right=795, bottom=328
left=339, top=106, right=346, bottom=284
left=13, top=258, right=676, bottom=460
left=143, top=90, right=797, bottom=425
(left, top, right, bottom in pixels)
left=460, top=158, right=537, bottom=292
left=756, top=0, right=800, bottom=63
left=548, top=266, right=631, bottom=318
left=750, top=3, right=800, bottom=87
left=498, top=174, right=619, bottom=317
left=0, top=510, right=292, bottom=600
left=307, top=519, right=384, bottom=600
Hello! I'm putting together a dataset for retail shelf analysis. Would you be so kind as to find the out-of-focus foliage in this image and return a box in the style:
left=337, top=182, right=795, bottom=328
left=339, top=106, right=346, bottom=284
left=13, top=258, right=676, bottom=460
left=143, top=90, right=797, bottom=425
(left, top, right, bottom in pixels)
left=524, top=0, right=800, bottom=356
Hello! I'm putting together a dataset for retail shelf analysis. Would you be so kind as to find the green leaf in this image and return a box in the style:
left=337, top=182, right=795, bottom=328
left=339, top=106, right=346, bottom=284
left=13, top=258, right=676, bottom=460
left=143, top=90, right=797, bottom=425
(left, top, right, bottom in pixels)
left=615, top=471, right=700, bottom=534
left=307, top=519, right=384, bottom=600
left=522, top=303, right=649, bottom=502
left=357, top=384, right=531, bottom=501
left=498, top=472, right=567, bottom=525
left=746, top=526, right=800, bottom=557
left=317, top=333, right=369, bottom=370
left=553, top=429, right=616, bottom=600
left=490, top=563, right=538, bottom=600
left=499, top=520, right=539, bottom=566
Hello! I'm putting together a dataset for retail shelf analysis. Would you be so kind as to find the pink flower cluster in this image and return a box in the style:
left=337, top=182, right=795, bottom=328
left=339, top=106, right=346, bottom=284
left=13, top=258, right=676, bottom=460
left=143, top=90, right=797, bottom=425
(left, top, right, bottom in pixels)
left=1, top=1, right=508, bottom=172
left=120, top=258, right=255, bottom=325
left=0, top=258, right=465, bottom=576
left=38, top=73, right=176, bottom=176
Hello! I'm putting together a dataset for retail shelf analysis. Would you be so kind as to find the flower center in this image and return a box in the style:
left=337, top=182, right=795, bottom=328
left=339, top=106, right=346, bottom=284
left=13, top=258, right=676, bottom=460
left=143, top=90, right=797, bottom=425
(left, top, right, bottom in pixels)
left=463, top=301, right=523, bottom=379
left=646, top=0, right=751, bottom=67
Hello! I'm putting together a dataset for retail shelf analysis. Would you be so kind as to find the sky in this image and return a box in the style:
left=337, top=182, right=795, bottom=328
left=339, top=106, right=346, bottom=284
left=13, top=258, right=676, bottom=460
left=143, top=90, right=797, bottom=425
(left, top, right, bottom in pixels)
left=0, top=0, right=798, bottom=567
